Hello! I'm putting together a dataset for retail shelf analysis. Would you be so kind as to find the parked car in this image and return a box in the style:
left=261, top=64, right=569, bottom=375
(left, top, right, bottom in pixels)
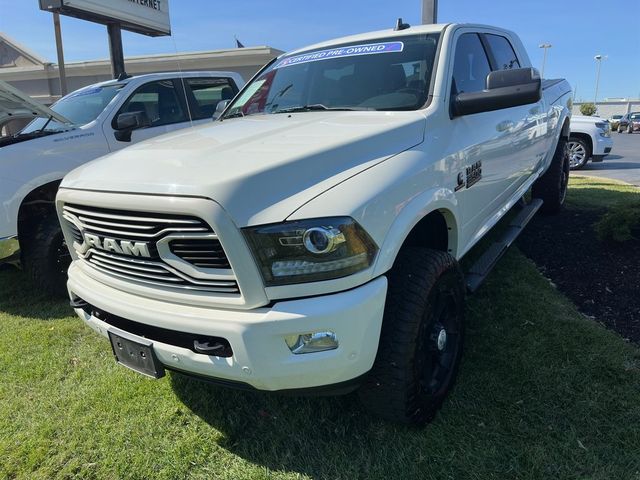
left=57, top=22, right=572, bottom=425
left=608, top=114, right=623, bottom=130
left=567, top=115, right=613, bottom=169
left=0, top=72, right=244, bottom=294
left=618, top=112, right=640, bottom=133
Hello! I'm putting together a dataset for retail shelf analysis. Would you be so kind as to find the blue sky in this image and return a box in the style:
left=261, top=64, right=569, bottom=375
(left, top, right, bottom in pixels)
left=1, top=0, right=638, bottom=101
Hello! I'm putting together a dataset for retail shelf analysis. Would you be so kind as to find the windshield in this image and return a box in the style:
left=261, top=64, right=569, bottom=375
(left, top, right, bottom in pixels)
left=20, top=84, right=124, bottom=133
left=223, top=34, right=440, bottom=118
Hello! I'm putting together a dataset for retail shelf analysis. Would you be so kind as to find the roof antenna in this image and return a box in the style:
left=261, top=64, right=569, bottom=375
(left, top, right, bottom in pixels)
left=394, top=18, right=410, bottom=31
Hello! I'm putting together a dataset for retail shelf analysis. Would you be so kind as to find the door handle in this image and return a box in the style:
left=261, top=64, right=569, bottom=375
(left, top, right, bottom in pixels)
left=496, top=120, right=515, bottom=132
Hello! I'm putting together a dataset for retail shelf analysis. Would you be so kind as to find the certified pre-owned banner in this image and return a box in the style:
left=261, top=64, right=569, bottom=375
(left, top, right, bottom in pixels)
left=275, top=41, right=404, bottom=69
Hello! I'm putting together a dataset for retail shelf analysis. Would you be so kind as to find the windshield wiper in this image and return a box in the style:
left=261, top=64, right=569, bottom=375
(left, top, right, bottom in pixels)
left=272, top=104, right=372, bottom=114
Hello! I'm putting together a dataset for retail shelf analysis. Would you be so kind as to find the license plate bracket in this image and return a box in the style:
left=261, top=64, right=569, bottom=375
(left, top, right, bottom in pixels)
left=108, top=327, right=165, bottom=379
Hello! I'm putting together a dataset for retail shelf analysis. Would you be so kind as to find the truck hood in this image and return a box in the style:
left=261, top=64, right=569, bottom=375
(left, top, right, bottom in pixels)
left=62, top=111, right=425, bottom=226
left=0, top=80, right=72, bottom=126
left=571, top=115, right=605, bottom=124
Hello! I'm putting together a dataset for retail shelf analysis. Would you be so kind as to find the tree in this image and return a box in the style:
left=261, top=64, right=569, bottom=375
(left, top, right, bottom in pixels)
left=580, top=103, right=597, bottom=116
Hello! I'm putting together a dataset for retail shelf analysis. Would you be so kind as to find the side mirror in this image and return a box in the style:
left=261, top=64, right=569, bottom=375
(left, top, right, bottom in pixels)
left=452, top=68, right=542, bottom=117
left=114, top=111, right=150, bottom=142
left=212, top=100, right=230, bottom=120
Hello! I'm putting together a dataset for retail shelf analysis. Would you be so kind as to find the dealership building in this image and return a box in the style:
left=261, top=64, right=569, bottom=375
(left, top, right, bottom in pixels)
left=0, top=31, right=281, bottom=105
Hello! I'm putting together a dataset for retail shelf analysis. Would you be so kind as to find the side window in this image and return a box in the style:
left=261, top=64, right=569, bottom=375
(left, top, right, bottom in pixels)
left=117, top=80, right=187, bottom=128
left=485, top=34, right=521, bottom=70
left=452, top=33, right=491, bottom=93
left=452, top=33, right=492, bottom=94
left=185, top=78, right=238, bottom=119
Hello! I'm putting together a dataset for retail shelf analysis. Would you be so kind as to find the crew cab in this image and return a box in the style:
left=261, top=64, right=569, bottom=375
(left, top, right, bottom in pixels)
left=0, top=72, right=244, bottom=294
left=567, top=115, right=613, bottom=169
left=57, top=23, right=572, bottom=425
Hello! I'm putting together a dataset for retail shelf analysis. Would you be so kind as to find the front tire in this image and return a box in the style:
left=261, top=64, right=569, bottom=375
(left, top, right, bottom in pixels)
left=567, top=136, right=590, bottom=170
left=22, top=213, right=70, bottom=297
left=628, top=125, right=634, bottom=134
left=532, top=137, right=570, bottom=214
left=359, top=247, right=465, bottom=425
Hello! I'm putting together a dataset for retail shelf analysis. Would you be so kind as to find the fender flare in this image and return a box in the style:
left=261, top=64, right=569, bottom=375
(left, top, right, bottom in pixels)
left=372, top=187, right=460, bottom=277
left=7, top=172, right=66, bottom=236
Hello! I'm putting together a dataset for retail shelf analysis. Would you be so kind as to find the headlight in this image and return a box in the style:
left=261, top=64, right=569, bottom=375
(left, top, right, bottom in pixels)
left=244, top=217, right=378, bottom=286
left=595, top=121, right=611, bottom=137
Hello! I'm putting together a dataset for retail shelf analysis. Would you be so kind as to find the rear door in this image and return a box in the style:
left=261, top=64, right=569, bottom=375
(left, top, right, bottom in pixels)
left=482, top=32, right=546, bottom=185
left=182, top=77, right=240, bottom=120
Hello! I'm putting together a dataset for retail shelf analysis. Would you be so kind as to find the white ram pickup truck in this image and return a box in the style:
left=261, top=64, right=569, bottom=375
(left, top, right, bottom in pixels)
left=568, top=115, right=613, bottom=169
left=57, top=22, right=572, bottom=425
left=0, top=71, right=244, bottom=294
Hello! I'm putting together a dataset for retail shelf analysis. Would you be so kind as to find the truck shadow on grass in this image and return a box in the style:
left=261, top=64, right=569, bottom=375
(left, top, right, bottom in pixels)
left=0, top=266, right=71, bottom=320
left=169, top=250, right=640, bottom=479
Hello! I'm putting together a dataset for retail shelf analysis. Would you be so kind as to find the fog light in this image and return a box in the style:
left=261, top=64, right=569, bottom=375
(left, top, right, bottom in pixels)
left=284, top=331, right=338, bottom=354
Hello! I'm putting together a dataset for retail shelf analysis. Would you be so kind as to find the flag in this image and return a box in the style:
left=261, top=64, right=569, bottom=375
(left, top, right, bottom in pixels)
left=235, top=37, right=245, bottom=48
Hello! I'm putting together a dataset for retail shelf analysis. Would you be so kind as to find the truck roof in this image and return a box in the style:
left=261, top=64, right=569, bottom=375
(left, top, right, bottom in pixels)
left=284, top=22, right=521, bottom=58
left=87, top=71, right=242, bottom=90
left=285, top=23, right=450, bottom=57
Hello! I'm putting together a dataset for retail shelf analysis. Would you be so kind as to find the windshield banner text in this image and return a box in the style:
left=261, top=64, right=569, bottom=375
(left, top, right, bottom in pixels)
left=274, top=41, right=404, bottom=69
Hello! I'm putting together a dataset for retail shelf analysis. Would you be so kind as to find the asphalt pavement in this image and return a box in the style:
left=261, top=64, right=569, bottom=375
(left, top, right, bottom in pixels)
left=576, top=133, right=640, bottom=186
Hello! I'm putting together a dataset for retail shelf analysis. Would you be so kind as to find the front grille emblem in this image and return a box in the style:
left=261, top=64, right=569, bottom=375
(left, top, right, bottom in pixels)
left=82, top=233, right=151, bottom=258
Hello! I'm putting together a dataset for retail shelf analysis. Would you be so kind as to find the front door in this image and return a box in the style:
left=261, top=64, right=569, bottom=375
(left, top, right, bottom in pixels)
left=448, top=32, right=515, bottom=246
left=105, top=79, right=193, bottom=151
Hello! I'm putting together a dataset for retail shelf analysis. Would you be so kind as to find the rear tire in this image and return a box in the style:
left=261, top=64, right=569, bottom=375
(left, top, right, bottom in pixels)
left=359, top=247, right=465, bottom=425
left=22, top=213, right=70, bottom=297
left=532, top=137, right=570, bottom=214
left=628, top=125, right=634, bottom=134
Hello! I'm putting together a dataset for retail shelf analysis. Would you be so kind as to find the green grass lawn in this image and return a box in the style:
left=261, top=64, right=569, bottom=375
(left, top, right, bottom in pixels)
left=2, top=178, right=640, bottom=480
left=568, top=175, right=640, bottom=210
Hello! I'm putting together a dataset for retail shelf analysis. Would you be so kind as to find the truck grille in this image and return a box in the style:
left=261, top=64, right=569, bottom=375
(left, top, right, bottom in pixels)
left=168, top=239, right=231, bottom=269
left=62, top=203, right=238, bottom=294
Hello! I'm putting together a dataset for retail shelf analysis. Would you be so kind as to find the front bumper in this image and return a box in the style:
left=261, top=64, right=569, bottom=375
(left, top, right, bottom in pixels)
left=593, top=134, right=613, bottom=156
left=0, top=235, right=20, bottom=262
left=68, top=261, right=387, bottom=391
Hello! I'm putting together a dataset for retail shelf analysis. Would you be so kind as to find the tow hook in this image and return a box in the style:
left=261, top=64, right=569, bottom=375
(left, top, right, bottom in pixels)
left=193, top=339, right=227, bottom=355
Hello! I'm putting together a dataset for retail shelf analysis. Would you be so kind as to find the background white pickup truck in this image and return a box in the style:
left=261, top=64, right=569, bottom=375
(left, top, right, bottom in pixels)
left=568, top=115, right=613, bottom=169
left=0, top=71, right=244, bottom=293
left=57, top=22, right=572, bottom=425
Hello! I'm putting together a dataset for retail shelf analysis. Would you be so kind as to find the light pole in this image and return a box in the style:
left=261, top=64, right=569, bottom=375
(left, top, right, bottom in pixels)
left=593, top=54, right=607, bottom=113
left=52, top=12, right=68, bottom=96
left=422, top=0, right=437, bottom=24
left=539, top=43, right=552, bottom=79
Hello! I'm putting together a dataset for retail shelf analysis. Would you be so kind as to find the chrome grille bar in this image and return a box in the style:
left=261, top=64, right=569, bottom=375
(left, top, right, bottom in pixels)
left=63, top=205, right=202, bottom=225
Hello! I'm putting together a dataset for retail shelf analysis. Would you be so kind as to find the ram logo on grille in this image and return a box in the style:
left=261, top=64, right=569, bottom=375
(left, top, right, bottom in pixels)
left=83, top=233, right=151, bottom=258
